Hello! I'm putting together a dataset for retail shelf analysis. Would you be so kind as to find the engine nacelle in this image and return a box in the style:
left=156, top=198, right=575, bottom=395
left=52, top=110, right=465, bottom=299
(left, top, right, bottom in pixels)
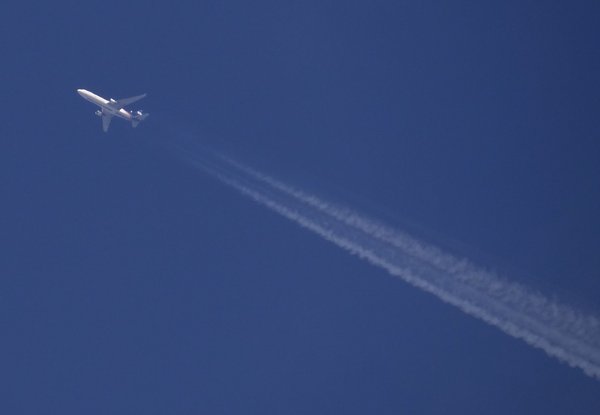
left=95, top=110, right=102, bottom=117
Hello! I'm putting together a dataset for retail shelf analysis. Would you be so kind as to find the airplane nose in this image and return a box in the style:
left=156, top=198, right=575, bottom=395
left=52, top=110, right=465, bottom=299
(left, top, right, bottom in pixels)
left=77, top=89, right=85, bottom=96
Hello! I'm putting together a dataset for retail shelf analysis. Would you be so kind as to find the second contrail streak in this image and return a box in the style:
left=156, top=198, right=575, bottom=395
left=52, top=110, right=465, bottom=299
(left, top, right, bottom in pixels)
left=173, top=142, right=600, bottom=381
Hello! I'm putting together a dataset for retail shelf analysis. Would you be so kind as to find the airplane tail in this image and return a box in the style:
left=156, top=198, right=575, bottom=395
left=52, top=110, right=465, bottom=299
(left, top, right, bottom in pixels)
left=131, top=110, right=150, bottom=128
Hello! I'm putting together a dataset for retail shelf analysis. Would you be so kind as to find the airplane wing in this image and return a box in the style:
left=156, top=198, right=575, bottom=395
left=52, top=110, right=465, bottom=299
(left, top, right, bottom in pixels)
left=102, top=114, right=113, bottom=132
left=110, top=93, right=147, bottom=109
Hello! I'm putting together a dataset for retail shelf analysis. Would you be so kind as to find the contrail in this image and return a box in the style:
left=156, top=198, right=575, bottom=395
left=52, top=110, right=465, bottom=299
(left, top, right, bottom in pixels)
left=172, top=142, right=600, bottom=380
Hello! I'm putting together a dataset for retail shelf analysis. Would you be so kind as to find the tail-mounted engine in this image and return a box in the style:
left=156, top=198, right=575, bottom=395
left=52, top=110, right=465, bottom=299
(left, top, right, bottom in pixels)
left=130, top=109, right=150, bottom=128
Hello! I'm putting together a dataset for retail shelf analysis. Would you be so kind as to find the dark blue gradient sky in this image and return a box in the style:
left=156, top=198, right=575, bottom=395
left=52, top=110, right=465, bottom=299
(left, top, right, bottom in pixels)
left=2, top=1, right=600, bottom=413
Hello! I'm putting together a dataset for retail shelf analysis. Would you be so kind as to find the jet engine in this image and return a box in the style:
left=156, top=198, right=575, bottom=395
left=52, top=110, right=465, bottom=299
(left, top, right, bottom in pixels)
left=130, top=109, right=149, bottom=127
left=95, top=110, right=102, bottom=117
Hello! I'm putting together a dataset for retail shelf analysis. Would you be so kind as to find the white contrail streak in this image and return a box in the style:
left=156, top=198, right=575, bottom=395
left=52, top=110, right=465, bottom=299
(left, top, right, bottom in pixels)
left=173, top=143, right=600, bottom=380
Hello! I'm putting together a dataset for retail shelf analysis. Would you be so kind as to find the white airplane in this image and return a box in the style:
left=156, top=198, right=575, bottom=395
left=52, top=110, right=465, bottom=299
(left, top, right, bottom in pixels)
left=77, top=89, right=149, bottom=132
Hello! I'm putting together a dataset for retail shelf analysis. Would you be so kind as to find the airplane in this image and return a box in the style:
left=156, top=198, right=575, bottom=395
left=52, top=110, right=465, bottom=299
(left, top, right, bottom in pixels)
left=77, top=89, right=149, bottom=132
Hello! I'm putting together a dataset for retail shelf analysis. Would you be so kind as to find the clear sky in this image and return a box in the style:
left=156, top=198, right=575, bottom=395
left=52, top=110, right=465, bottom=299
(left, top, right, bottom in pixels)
left=2, top=1, right=600, bottom=413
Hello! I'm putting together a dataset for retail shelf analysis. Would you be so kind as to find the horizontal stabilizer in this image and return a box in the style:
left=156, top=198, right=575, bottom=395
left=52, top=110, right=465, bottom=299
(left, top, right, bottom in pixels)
left=131, top=111, right=149, bottom=128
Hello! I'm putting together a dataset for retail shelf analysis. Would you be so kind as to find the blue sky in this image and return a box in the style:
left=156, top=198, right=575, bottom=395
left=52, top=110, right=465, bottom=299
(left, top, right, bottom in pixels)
left=2, top=1, right=600, bottom=413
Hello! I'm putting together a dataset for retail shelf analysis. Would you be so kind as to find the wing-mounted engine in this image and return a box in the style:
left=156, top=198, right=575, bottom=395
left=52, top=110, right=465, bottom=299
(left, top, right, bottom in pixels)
left=109, top=98, right=118, bottom=105
left=95, top=110, right=103, bottom=117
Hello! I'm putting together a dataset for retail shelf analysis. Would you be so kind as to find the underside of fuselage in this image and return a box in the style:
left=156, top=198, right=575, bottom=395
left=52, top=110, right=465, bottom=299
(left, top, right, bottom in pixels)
left=99, top=105, right=131, bottom=120
left=78, top=89, right=149, bottom=132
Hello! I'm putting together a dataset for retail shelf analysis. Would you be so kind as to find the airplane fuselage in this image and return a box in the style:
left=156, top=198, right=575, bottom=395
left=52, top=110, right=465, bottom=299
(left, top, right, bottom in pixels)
left=77, top=89, right=133, bottom=121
